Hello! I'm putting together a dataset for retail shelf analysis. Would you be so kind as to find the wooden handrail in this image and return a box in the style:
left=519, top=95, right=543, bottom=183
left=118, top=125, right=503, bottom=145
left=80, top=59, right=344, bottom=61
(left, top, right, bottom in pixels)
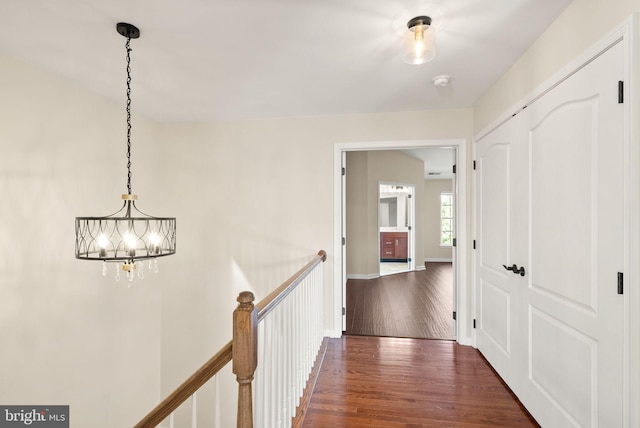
left=134, top=341, right=233, bottom=427
left=133, top=250, right=327, bottom=427
left=257, top=250, right=327, bottom=321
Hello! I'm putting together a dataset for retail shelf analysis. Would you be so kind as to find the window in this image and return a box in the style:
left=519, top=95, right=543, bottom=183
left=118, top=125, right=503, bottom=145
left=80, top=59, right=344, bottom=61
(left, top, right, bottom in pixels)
left=440, top=193, right=453, bottom=246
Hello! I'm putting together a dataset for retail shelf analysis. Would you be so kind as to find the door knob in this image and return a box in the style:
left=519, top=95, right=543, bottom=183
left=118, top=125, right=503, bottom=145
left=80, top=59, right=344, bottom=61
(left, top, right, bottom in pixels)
left=502, top=264, right=514, bottom=272
left=503, top=264, right=526, bottom=277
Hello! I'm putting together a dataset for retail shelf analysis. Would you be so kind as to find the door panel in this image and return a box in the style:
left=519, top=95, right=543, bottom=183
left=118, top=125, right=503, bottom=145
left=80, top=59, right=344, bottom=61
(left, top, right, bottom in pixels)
left=479, top=143, right=510, bottom=275
left=530, top=97, right=597, bottom=310
left=529, top=307, right=597, bottom=428
left=480, top=278, right=510, bottom=354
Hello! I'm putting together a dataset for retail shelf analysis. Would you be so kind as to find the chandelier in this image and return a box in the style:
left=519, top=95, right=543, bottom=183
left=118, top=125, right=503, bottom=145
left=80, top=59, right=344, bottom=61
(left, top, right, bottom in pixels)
left=75, top=23, right=176, bottom=282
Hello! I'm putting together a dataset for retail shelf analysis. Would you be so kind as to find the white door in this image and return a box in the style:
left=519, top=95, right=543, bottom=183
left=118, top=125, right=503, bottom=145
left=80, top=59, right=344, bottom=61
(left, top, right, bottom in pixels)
left=476, top=40, right=625, bottom=427
left=518, top=40, right=625, bottom=428
left=407, top=186, right=415, bottom=272
left=475, top=114, right=526, bottom=389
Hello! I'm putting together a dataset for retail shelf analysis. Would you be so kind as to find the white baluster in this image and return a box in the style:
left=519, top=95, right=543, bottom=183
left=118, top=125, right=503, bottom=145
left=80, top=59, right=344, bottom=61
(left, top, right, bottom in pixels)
left=275, top=306, right=284, bottom=427
left=191, top=391, right=197, bottom=428
left=255, top=322, right=265, bottom=428
left=284, top=292, right=292, bottom=420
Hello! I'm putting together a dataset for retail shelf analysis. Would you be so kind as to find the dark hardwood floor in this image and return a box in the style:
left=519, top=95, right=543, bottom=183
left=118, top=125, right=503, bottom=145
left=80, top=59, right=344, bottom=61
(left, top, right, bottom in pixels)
left=301, top=335, right=539, bottom=427
left=346, top=262, right=454, bottom=340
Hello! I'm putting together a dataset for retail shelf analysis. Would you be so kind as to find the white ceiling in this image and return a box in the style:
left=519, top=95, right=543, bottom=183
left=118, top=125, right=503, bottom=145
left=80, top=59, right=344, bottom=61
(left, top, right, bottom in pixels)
left=403, top=147, right=454, bottom=180
left=0, top=0, right=571, bottom=122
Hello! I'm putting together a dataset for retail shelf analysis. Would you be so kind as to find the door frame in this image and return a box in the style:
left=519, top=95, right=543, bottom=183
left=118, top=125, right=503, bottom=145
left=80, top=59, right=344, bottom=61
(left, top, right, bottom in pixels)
left=332, top=139, right=471, bottom=346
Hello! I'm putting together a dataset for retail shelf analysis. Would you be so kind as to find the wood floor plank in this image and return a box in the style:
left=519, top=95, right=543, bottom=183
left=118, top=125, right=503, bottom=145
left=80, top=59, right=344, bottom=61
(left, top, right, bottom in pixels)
left=347, top=263, right=454, bottom=339
left=301, top=335, right=539, bottom=428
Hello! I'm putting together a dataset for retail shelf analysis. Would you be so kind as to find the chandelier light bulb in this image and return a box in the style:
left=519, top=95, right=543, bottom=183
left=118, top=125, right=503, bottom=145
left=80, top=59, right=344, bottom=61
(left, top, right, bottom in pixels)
left=148, top=231, right=162, bottom=255
left=123, top=231, right=137, bottom=256
left=97, top=234, right=110, bottom=257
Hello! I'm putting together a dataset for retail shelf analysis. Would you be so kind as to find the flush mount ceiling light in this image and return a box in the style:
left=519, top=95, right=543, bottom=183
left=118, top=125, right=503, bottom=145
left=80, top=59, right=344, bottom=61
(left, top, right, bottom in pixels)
left=404, top=16, right=436, bottom=65
left=75, top=23, right=176, bottom=282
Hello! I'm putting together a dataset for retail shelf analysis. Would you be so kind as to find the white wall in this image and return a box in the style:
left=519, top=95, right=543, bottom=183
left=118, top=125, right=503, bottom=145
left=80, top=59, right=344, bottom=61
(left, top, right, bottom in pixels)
left=0, top=53, right=162, bottom=426
left=345, top=151, right=371, bottom=276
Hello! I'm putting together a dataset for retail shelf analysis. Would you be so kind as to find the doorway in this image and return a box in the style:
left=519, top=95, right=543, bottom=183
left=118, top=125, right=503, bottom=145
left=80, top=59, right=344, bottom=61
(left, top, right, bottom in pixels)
left=332, top=140, right=469, bottom=344
left=379, top=183, right=414, bottom=276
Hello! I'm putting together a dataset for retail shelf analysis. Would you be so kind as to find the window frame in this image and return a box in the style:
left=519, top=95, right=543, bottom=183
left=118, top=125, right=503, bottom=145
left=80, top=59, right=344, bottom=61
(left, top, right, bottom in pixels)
left=440, top=192, right=454, bottom=247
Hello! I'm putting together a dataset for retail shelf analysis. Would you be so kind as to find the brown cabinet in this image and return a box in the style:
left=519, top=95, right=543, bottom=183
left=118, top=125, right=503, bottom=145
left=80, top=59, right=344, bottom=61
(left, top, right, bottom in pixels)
left=380, top=232, right=408, bottom=261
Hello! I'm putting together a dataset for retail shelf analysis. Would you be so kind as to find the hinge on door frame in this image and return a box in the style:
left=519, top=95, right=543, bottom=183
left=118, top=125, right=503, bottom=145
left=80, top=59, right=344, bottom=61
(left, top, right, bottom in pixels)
left=453, top=164, right=457, bottom=174
left=342, top=167, right=346, bottom=176
left=618, top=272, right=624, bottom=294
left=473, top=319, right=477, bottom=329
left=408, top=194, right=412, bottom=199
left=408, top=225, right=412, bottom=231
left=618, top=81, right=624, bottom=104
left=408, top=257, right=412, bottom=262
left=342, top=237, right=346, bottom=245
left=453, top=311, right=457, bottom=321
left=473, top=240, right=476, bottom=249
left=452, top=238, right=457, bottom=247
left=342, top=307, right=346, bottom=316
left=473, top=160, right=477, bottom=170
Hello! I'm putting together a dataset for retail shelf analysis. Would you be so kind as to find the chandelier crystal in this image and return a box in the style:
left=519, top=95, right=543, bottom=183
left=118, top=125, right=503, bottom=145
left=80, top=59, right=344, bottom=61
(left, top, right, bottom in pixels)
left=75, top=23, right=176, bottom=282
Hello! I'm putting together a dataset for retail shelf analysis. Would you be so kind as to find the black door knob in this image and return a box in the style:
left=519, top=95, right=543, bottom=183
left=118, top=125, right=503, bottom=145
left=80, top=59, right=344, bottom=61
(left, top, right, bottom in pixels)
left=503, top=264, right=526, bottom=277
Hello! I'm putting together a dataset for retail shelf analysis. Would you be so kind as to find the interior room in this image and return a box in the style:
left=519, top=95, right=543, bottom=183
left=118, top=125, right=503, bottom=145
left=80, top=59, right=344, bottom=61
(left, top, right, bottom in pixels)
left=0, top=1, right=638, bottom=427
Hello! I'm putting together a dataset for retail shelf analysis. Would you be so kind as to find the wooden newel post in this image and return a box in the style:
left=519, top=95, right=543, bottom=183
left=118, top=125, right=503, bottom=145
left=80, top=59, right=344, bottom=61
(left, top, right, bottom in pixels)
left=233, top=291, right=258, bottom=428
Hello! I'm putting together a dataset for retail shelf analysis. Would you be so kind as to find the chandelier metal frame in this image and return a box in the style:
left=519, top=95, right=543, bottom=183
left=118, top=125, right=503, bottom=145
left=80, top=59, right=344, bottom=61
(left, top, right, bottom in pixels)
left=75, top=23, right=176, bottom=275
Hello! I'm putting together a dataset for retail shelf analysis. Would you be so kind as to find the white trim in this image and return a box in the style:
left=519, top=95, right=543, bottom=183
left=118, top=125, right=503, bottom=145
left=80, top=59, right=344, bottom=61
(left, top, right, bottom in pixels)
left=622, top=14, right=639, bottom=428
left=346, top=273, right=380, bottom=280
left=472, top=15, right=639, bottom=427
left=334, top=138, right=469, bottom=344
left=425, top=258, right=453, bottom=263
left=415, top=265, right=425, bottom=271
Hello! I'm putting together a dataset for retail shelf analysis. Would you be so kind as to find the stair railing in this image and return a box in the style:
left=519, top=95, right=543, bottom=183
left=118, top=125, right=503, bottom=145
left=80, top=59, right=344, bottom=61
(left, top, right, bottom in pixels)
left=134, top=250, right=327, bottom=428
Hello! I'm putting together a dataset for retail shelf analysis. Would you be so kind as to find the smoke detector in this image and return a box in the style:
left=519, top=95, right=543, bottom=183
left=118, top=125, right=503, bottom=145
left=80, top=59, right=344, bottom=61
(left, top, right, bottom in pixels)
left=432, top=74, right=450, bottom=87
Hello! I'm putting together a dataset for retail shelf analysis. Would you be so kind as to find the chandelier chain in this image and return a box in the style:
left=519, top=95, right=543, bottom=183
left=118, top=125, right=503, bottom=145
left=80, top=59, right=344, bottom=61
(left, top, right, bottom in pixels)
left=125, top=36, right=132, bottom=195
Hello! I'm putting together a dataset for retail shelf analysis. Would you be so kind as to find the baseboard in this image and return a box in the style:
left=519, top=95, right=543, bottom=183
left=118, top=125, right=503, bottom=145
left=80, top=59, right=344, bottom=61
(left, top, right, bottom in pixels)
left=425, top=258, right=453, bottom=263
left=415, top=265, right=426, bottom=271
left=457, top=336, right=474, bottom=347
left=347, top=273, right=380, bottom=280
